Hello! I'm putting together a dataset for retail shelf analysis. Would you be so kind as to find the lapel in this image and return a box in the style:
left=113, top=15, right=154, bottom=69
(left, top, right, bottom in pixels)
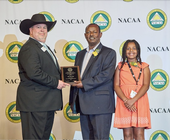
left=82, top=43, right=103, bottom=79
left=29, top=38, right=60, bottom=72
left=46, top=45, right=61, bottom=72
left=76, top=49, right=86, bottom=73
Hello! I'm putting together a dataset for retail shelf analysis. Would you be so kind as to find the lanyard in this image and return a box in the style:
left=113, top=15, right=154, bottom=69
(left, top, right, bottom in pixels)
left=127, top=61, right=142, bottom=85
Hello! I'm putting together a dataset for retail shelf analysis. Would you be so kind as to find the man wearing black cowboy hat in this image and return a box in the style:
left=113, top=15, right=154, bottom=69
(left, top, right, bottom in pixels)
left=16, top=13, right=69, bottom=140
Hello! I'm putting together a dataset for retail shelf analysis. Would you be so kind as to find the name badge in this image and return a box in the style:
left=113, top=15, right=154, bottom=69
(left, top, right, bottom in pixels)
left=130, top=90, right=137, bottom=98
left=41, top=46, right=47, bottom=52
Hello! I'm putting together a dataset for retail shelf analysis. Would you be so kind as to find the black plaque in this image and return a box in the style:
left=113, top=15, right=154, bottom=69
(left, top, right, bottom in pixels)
left=61, top=66, right=80, bottom=84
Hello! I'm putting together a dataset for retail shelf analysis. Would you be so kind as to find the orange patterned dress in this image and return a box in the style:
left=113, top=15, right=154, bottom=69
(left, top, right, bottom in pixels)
left=114, top=62, right=151, bottom=129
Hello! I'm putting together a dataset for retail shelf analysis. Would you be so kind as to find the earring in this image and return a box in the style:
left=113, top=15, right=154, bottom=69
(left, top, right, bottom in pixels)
left=136, top=55, right=139, bottom=61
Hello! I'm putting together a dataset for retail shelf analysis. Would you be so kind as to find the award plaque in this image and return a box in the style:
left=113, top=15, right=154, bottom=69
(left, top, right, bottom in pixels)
left=61, top=66, right=80, bottom=84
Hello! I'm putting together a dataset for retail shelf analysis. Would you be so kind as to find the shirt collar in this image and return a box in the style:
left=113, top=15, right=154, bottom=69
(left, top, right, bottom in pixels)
left=30, top=37, right=46, bottom=46
left=86, top=42, right=100, bottom=52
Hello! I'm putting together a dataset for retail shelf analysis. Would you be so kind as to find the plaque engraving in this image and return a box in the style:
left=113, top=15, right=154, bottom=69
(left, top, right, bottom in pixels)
left=61, top=66, right=80, bottom=84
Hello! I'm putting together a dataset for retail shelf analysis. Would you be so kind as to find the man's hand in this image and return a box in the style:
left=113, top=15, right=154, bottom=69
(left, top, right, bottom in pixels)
left=72, top=81, right=83, bottom=88
left=57, top=80, right=70, bottom=89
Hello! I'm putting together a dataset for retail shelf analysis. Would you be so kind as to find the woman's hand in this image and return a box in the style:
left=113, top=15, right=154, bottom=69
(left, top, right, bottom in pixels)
left=124, top=98, right=137, bottom=112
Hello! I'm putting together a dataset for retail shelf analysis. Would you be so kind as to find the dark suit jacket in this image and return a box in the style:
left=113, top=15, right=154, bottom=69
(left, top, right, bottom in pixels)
left=16, top=37, right=62, bottom=111
left=69, top=43, right=116, bottom=114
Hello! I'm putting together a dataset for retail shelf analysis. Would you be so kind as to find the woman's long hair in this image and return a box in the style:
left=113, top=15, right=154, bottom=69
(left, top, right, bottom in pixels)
left=120, top=39, right=142, bottom=69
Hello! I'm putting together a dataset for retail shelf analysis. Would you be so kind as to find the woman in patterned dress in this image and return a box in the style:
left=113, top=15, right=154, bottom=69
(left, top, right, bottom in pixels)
left=114, top=40, right=151, bottom=140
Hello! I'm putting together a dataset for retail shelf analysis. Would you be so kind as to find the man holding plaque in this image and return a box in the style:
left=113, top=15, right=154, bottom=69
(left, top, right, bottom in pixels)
left=69, top=23, right=116, bottom=140
left=16, top=13, right=69, bottom=140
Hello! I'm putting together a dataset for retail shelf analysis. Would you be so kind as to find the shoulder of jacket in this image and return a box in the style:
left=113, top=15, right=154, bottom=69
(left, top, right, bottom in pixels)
left=101, top=46, right=116, bottom=53
left=77, top=48, right=86, bottom=54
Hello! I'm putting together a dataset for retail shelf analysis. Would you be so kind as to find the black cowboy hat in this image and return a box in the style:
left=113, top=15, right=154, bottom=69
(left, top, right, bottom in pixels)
left=20, top=13, right=56, bottom=35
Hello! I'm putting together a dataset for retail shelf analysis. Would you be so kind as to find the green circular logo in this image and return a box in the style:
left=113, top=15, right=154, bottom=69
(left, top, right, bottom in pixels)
left=8, top=0, right=23, bottom=4
left=6, top=41, right=23, bottom=63
left=123, top=0, right=133, bottom=1
left=39, top=11, right=56, bottom=31
left=91, top=11, right=111, bottom=32
left=63, top=41, right=83, bottom=62
left=147, top=9, right=167, bottom=30
left=109, top=134, right=114, bottom=140
left=150, top=130, right=170, bottom=140
left=63, top=103, right=80, bottom=123
left=150, top=69, right=169, bottom=91
left=39, top=11, right=55, bottom=22
left=5, top=101, right=21, bottom=123
left=49, top=133, right=56, bottom=140
left=119, top=41, right=126, bottom=57
left=65, top=0, right=79, bottom=3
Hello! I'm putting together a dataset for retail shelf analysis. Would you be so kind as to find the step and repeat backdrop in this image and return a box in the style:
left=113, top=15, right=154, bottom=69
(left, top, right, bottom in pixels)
left=0, top=0, right=170, bottom=140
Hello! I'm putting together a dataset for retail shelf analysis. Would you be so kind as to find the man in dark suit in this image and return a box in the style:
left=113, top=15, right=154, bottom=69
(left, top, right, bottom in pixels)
left=69, top=23, right=116, bottom=140
left=16, top=13, right=69, bottom=140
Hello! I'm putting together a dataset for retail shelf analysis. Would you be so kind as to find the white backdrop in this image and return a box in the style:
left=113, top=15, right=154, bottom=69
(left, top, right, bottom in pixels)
left=0, top=0, right=170, bottom=140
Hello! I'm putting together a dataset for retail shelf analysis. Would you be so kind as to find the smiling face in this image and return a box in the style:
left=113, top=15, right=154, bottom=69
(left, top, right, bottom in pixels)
left=84, top=24, right=102, bottom=49
left=126, top=42, right=138, bottom=62
left=29, top=24, right=47, bottom=43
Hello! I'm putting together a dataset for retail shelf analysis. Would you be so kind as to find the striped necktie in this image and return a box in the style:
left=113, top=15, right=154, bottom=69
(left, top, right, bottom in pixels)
left=43, top=44, right=57, bottom=66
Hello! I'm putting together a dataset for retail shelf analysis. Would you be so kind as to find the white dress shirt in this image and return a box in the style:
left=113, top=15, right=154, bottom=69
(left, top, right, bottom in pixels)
left=80, top=43, right=100, bottom=78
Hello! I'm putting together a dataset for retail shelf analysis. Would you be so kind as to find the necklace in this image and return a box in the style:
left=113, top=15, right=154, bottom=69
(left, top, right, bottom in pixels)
left=129, top=61, right=139, bottom=67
